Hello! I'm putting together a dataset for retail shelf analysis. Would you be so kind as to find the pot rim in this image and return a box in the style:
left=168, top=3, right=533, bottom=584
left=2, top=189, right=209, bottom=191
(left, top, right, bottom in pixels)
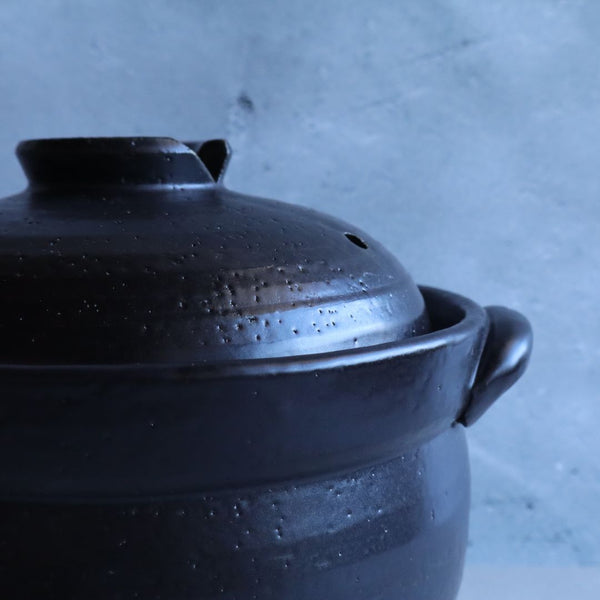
left=0, top=286, right=486, bottom=377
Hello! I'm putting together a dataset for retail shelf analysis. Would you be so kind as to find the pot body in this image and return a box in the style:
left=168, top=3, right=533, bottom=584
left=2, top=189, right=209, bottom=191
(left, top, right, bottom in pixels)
left=0, top=427, right=469, bottom=600
left=0, top=287, right=499, bottom=600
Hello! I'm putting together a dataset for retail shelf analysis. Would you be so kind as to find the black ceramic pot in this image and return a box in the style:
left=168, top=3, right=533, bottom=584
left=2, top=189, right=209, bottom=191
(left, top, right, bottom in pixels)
left=0, top=138, right=532, bottom=600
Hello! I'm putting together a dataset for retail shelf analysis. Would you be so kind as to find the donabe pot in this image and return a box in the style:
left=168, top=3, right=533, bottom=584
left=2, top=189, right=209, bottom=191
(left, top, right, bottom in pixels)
left=0, top=138, right=532, bottom=600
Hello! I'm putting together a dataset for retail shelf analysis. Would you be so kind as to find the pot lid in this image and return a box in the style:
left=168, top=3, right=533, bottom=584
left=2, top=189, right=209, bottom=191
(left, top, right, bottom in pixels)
left=0, top=137, right=430, bottom=365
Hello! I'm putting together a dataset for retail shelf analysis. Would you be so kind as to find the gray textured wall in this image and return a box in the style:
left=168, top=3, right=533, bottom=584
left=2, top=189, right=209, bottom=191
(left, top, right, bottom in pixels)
left=0, top=0, right=598, bottom=565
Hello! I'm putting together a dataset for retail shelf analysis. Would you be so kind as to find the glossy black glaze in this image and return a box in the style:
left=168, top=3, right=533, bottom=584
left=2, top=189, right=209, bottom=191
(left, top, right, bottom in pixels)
left=0, top=287, right=486, bottom=498
left=0, top=137, right=429, bottom=364
left=0, top=428, right=470, bottom=600
left=0, top=138, right=533, bottom=599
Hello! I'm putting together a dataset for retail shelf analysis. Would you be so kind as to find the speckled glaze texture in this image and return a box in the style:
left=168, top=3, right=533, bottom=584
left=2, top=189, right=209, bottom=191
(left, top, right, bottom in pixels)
left=0, top=137, right=429, bottom=364
left=0, top=138, right=533, bottom=599
left=0, top=429, right=470, bottom=600
left=0, top=288, right=485, bottom=498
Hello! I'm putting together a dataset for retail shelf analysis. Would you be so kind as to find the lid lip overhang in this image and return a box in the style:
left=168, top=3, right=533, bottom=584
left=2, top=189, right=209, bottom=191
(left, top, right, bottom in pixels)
left=0, top=286, right=488, bottom=378
left=17, top=136, right=193, bottom=151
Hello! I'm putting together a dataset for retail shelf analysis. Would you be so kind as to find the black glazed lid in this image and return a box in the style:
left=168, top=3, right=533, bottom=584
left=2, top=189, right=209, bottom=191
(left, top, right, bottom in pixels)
left=0, top=137, right=430, bottom=364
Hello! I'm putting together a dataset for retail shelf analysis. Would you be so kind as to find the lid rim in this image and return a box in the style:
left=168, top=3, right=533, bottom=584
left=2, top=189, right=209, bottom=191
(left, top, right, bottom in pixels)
left=0, top=286, right=486, bottom=377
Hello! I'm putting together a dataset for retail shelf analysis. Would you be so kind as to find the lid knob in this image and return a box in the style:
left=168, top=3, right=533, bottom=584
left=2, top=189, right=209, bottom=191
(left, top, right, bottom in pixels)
left=16, top=137, right=230, bottom=189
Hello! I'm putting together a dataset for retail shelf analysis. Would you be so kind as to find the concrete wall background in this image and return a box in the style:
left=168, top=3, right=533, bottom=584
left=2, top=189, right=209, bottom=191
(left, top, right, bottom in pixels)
left=0, top=0, right=598, bottom=565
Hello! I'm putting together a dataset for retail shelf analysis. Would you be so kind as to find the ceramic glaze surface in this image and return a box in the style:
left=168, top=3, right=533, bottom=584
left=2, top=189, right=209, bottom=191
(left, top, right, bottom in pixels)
left=0, top=137, right=429, bottom=364
left=0, top=428, right=470, bottom=600
left=0, top=137, right=532, bottom=600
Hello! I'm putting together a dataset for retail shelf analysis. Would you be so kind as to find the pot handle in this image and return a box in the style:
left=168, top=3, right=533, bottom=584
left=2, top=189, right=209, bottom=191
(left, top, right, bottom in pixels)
left=459, top=306, right=533, bottom=427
